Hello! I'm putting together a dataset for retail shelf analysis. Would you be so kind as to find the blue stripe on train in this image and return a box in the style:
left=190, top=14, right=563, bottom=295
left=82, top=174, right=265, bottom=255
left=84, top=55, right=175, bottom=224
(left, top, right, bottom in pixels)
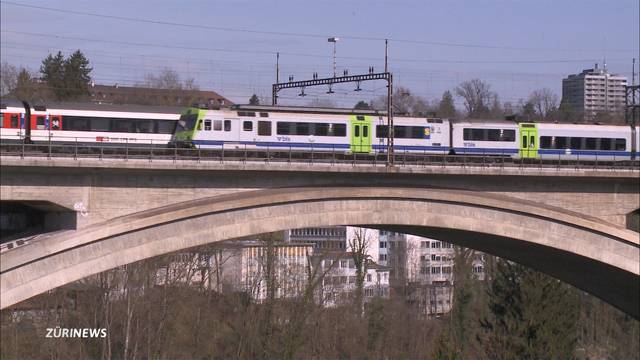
left=190, top=140, right=635, bottom=157
left=537, top=149, right=631, bottom=156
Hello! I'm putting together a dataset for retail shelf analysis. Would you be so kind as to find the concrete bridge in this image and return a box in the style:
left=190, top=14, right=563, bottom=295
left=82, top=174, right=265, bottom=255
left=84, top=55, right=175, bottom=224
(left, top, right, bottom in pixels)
left=0, top=157, right=639, bottom=317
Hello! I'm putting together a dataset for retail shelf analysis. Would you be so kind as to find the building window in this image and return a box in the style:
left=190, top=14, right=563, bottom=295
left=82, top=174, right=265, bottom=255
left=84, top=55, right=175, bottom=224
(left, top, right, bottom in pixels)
left=367, top=274, right=372, bottom=282
left=380, top=241, right=387, bottom=249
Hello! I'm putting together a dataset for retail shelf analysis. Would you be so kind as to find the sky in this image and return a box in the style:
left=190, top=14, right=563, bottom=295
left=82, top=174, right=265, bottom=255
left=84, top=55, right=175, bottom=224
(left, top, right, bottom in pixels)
left=1, top=0, right=639, bottom=108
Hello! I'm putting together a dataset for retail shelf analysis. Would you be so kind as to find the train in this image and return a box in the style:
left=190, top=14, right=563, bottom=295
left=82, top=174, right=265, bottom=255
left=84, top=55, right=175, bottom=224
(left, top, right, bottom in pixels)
left=1, top=102, right=638, bottom=161
left=172, top=105, right=639, bottom=161
left=0, top=101, right=181, bottom=146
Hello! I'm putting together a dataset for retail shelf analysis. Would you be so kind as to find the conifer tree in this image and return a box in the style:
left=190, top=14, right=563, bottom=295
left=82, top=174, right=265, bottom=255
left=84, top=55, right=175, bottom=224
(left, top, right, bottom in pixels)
left=480, top=260, right=579, bottom=359
left=40, top=51, right=66, bottom=99
left=63, top=50, right=92, bottom=99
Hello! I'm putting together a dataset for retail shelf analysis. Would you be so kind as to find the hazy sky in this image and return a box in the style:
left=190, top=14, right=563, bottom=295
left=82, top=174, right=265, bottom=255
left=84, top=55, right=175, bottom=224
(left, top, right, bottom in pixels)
left=1, top=0, right=639, bottom=107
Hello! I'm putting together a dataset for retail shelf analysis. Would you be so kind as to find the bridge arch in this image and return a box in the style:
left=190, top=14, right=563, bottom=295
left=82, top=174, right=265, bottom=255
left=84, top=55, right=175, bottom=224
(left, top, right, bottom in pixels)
left=1, top=187, right=638, bottom=318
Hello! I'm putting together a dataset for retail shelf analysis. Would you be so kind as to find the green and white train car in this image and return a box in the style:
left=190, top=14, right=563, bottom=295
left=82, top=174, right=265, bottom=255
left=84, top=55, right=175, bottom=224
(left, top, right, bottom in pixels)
left=172, top=105, right=450, bottom=154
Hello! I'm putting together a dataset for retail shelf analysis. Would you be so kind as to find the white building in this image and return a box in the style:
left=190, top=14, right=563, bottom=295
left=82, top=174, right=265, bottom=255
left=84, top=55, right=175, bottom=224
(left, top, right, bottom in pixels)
left=316, top=252, right=390, bottom=307
left=157, top=241, right=314, bottom=302
left=378, top=231, right=485, bottom=316
left=561, top=64, right=628, bottom=119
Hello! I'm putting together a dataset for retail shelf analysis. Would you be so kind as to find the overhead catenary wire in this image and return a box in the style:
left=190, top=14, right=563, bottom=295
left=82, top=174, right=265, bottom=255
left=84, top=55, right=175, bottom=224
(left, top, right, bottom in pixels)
left=2, top=0, right=638, bottom=53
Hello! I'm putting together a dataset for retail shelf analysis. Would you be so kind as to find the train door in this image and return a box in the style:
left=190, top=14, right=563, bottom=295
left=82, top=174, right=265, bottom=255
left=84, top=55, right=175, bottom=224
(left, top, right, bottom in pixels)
left=350, top=115, right=372, bottom=153
left=519, top=123, right=538, bottom=159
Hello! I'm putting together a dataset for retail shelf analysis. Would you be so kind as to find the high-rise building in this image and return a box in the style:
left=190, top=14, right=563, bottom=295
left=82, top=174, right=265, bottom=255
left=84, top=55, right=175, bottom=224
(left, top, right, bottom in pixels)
left=378, top=231, right=485, bottom=316
left=561, top=64, right=627, bottom=119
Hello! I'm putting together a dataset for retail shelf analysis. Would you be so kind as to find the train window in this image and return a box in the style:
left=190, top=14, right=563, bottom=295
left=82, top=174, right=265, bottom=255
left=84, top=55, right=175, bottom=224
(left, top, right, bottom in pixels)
left=260, top=112, right=269, bottom=117
left=376, top=125, right=388, bottom=138
left=392, top=126, right=405, bottom=138
left=296, top=122, right=309, bottom=135
left=156, top=120, right=175, bottom=134
left=410, top=127, right=422, bottom=139
left=36, top=116, right=45, bottom=129
left=585, top=138, right=597, bottom=150
left=502, top=129, right=516, bottom=142
left=64, top=116, right=91, bottom=131
left=137, top=120, right=153, bottom=133
left=224, top=120, right=231, bottom=131
left=333, top=124, right=346, bottom=137
left=570, top=137, right=582, bottom=149
left=463, top=128, right=486, bottom=141
left=113, top=119, right=134, bottom=133
left=197, top=120, right=202, bottom=130
left=488, top=129, right=500, bottom=141
left=10, top=115, right=19, bottom=128
left=615, top=139, right=626, bottom=150
left=243, top=121, right=253, bottom=131
left=354, top=125, right=360, bottom=137
left=600, top=138, right=612, bottom=151
left=522, top=135, right=527, bottom=148
left=277, top=122, right=290, bottom=135
left=315, top=123, right=329, bottom=136
left=90, top=118, right=111, bottom=132
left=204, top=119, right=212, bottom=131
left=0, top=113, right=3, bottom=128
left=258, top=121, right=271, bottom=136
left=555, top=137, right=567, bottom=149
left=363, top=125, right=369, bottom=138
left=213, top=120, right=222, bottom=131
left=540, top=136, right=552, bottom=149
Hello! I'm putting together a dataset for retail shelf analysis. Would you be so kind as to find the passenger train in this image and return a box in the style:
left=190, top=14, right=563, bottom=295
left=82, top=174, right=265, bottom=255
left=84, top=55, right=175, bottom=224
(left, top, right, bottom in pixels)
left=1, top=102, right=637, bottom=161
left=0, top=102, right=180, bottom=146
left=172, top=105, right=639, bottom=161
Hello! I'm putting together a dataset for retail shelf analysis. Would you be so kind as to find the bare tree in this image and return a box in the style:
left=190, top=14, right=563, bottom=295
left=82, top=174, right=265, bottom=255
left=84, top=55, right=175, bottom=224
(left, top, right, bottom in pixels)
left=347, top=227, right=371, bottom=315
left=1, top=61, right=18, bottom=96
left=138, top=67, right=198, bottom=90
left=307, top=98, right=337, bottom=108
left=371, top=86, right=433, bottom=116
left=455, top=79, right=494, bottom=118
left=528, top=88, right=559, bottom=120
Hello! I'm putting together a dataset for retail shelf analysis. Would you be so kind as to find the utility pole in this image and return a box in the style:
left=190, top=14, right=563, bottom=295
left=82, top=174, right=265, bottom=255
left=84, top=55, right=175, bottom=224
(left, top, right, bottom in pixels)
left=328, top=37, right=339, bottom=78
left=385, top=39, right=394, bottom=165
left=625, top=58, right=638, bottom=159
left=272, top=52, right=280, bottom=106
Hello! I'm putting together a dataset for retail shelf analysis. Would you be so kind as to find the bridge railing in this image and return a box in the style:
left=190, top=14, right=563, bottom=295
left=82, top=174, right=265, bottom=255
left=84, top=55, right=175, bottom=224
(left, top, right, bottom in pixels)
left=1, top=136, right=639, bottom=171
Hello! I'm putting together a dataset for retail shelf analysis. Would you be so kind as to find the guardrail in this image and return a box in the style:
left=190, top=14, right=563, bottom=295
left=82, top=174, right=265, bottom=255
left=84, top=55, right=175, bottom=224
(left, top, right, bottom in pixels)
left=1, top=138, right=639, bottom=171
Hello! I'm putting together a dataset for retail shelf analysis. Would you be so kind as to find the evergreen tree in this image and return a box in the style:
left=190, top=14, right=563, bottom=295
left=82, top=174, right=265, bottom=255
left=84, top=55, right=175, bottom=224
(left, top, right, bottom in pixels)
left=40, top=51, right=66, bottom=100
left=480, top=260, right=579, bottom=359
left=249, top=94, right=260, bottom=105
left=354, top=100, right=371, bottom=110
left=63, top=50, right=92, bottom=99
left=438, top=91, right=456, bottom=118
left=40, top=50, right=92, bottom=100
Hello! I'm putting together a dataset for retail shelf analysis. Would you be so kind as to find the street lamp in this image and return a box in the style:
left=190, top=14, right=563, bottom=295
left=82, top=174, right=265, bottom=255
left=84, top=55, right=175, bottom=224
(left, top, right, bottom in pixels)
left=328, top=37, right=340, bottom=78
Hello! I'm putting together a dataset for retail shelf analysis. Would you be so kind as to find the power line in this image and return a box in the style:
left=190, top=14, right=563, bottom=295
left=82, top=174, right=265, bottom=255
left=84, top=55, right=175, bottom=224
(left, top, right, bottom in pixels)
left=2, top=0, right=638, bottom=53
left=2, top=30, right=627, bottom=65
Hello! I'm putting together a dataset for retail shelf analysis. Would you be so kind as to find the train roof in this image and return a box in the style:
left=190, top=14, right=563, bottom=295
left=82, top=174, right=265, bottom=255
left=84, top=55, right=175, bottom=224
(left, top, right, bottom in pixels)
left=0, top=100, right=183, bottom=115
left=229, top=104, right=389, bottom=116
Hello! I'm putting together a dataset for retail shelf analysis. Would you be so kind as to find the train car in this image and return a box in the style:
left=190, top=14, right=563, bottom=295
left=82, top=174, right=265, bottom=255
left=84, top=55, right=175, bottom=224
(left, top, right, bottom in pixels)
left=0, top=102, right=181, bottom=146
left=451, top=120, right=519, bottom=157
left=536, top=123, right=632, bottom=161
left=172, top=105, right=450, bottom=154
